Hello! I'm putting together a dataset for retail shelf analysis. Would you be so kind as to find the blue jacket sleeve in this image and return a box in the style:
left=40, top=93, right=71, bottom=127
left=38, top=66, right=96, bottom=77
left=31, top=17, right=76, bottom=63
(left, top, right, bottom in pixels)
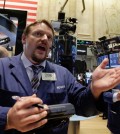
left=103, top=84, right=120, bottom=104
left=62, top=69, right=99, bottom=117
left=0, top=107, right=10, bottom=131
left=103, top=91, right=113, bottom=104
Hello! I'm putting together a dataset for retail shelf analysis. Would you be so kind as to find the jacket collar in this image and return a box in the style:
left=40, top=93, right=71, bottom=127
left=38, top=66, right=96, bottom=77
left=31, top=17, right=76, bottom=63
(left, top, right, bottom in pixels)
left=9, top=54, right=33, bottom=95
left=9, top=54, right=55, bottom=95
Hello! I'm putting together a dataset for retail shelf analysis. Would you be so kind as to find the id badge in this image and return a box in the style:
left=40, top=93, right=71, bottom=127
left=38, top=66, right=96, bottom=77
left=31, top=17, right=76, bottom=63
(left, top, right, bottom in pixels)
left=42, top=73, right=57, bottom=81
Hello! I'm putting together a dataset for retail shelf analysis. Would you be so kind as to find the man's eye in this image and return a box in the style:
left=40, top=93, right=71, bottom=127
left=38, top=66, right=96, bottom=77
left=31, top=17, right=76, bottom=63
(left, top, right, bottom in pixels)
left=48, top=36, right=52, bottom=40
left=33, top=32, right=42, bottom=37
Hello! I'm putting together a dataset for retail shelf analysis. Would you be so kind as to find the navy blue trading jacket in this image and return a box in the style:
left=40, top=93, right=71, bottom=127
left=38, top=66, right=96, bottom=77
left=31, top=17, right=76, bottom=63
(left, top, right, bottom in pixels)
left=0, top=54, right=99, bottom=134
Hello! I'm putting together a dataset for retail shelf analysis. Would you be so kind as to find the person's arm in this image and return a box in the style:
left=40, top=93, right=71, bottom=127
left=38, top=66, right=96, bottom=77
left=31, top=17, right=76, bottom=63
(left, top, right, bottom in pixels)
left=90, top=58, right=120, bottom=99
left=103, top=91, right=120, bottom=104
left=103, top=91, right=113, bottom=103
left=0, top=107, right=10, bottom=131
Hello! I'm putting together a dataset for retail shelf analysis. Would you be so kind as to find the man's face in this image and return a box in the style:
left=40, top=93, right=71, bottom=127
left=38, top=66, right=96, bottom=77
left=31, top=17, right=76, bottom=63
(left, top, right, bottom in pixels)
left=22, top=23, right=53, bottom=64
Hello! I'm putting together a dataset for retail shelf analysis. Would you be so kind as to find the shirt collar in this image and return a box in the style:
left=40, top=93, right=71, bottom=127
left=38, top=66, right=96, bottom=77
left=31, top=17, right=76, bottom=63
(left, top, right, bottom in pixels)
left=21, top=53, right=46, bottom=69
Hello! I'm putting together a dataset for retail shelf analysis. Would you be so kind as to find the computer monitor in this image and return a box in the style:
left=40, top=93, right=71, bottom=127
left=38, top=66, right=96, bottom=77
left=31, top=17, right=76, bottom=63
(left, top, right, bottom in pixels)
left=77, top=45, right=87, bottom=55
left=97, top=54, right=110, bottom=68
left=85, top=72, right=92, bottom=84
left=109, top=52, right=120, bottom=67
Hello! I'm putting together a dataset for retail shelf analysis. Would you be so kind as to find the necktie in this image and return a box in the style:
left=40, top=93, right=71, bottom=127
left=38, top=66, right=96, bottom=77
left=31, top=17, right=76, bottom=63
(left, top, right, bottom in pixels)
left=31, top=65, right=43, bottom=90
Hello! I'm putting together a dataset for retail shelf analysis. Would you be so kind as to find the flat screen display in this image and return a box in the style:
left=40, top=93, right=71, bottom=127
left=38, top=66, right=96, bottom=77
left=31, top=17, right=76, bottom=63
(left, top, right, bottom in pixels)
left=85, top=72, right=92, bottom=84
left=109, top=52, right=120, bottom=67
left=97, top=55, right=110, bottom=68
left=77, top=45, right=87, bottom=55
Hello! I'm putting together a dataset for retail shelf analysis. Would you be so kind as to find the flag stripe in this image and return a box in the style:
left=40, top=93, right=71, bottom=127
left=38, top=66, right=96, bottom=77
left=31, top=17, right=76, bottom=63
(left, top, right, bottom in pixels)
left=28, top=12, right=36, bottom=16
left=5, top=2, right=38, bottom=8
left=27, top=19, right=36, bottom=25
left=4, top=5, right=37, bottom=10
left=0, top=4, right=4, bottom=7
left=0, top=0, right=38, bottom=25
left=6, top=0, right=37, bottom=5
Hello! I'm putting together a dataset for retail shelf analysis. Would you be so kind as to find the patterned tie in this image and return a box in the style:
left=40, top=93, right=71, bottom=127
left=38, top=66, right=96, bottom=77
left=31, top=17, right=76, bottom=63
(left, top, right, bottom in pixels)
left=31, top=65, right=43, bottom=90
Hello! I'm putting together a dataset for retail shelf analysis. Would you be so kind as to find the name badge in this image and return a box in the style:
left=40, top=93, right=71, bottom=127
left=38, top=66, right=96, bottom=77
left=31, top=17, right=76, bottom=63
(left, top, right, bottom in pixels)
left=42, top=73, right=57, bottom=81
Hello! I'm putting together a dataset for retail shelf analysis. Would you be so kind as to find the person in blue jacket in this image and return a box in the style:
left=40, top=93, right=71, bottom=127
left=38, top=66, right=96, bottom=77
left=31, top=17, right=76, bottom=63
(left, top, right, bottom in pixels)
left=1, top=19, right=120, bottom=134
left=103, top=85, right=120, bottom=134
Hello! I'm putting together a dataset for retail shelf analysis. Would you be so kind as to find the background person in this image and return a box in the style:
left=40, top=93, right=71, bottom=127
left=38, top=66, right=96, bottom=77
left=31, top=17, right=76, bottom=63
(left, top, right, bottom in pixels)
left=103, top=85, right=120, bottom=134
left=0, top=20, right=120, bottom=134
left=0, top=46, right=9, bottom=58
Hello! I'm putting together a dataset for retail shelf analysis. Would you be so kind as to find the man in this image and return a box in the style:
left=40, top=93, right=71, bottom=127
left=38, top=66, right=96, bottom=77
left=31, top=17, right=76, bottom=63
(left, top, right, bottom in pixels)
left=0, top=20, right=120, bottom=134
left=103, top=85, right=120, bottom=134
left=0, top=46, right=9, bottom=58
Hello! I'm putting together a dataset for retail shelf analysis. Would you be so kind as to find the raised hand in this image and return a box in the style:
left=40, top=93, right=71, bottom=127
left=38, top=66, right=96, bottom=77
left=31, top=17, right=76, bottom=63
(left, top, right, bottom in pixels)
left=91, top=58, right=120, bottom=98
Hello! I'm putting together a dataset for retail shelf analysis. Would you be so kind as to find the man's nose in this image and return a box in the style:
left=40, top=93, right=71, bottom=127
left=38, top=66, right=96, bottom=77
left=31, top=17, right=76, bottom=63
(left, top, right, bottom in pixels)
left=41, top=34, right=48, bottom=40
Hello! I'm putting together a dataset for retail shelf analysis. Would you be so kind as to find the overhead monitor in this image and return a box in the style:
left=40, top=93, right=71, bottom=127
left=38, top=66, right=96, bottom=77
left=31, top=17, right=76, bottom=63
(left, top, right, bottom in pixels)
left=77, top=45, right=87, bottom=55
left=97, top=54, right=110, bottom=68
left=85, top=72, right=92, bottom=84
left=109, top=52, right=120, bottom=67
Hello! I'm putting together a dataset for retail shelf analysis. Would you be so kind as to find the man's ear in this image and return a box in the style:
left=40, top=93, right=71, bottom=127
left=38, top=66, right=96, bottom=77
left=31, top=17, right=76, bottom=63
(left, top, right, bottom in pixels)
left=21, top=34, right=26, bottom=44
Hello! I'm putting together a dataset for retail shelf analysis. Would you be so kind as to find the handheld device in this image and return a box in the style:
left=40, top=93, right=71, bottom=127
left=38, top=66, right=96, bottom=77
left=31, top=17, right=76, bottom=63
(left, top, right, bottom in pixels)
left=0, top=89, right=75, bottom=120
left=47, top=103, right=75, bottom=120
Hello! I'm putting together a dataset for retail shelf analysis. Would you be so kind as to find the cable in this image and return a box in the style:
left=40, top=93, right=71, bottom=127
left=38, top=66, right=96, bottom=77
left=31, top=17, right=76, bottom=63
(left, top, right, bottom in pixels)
left=60, top=0, right=68, bottom=12
left=3, top=0, right=6, bottom=9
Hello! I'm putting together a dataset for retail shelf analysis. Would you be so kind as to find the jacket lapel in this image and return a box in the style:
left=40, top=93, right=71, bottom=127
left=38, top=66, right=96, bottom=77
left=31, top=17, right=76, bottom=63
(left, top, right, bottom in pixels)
left=9, top=54, right=33, bottom=95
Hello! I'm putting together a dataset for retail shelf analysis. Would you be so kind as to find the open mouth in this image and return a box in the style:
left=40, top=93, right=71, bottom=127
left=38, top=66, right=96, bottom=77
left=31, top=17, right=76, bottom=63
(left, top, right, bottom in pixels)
left=37, top=46, right=46, bottom=51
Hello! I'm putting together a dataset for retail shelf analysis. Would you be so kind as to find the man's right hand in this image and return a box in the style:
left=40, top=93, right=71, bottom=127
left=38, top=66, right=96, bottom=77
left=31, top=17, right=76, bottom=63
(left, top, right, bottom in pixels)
left=5, top=95, right=48, bottom=132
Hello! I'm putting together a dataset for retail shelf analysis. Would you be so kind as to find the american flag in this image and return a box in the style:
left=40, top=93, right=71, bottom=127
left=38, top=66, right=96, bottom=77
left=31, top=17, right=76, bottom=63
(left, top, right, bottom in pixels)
left=0, top=0, right=38, bottom=25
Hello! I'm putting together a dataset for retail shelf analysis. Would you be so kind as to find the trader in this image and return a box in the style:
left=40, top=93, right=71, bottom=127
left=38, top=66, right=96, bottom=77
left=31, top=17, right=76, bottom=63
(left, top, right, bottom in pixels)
left=0, top=20, right=120, bottom=134
left=103, top=85, right=120, bottom=134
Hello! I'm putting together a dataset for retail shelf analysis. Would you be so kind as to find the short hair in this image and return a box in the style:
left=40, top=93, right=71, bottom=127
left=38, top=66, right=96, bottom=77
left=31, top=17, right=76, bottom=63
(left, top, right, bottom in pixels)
left=23, top=19, right=54, bottom=36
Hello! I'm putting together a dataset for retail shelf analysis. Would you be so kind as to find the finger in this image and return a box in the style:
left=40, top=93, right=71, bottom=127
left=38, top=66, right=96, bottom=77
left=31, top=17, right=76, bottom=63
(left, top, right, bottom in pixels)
left=99, top=58, right=109, bottom=69
left=32, top=94, right=37, bottom=97
left=21, top=111, right=47, bottom=126
left=21, top=94, right=37, bottom=100
left=28, top=119, right=47, bottom=131
left=43, top=104, right=48, bottom=110
left=15, top=97, right=43, bottom=109
left=21, top=119, right=47, bottom=132
left=115, top=67, right=120, bottom=73
left=16, top=105, right=46, bottom=119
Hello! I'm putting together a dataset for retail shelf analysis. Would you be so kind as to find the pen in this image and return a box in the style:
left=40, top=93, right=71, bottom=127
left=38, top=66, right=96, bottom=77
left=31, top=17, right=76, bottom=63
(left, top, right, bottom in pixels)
left=12, top=96, right=44, bottom=109
left=32, top=103, right=44, bottom=109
